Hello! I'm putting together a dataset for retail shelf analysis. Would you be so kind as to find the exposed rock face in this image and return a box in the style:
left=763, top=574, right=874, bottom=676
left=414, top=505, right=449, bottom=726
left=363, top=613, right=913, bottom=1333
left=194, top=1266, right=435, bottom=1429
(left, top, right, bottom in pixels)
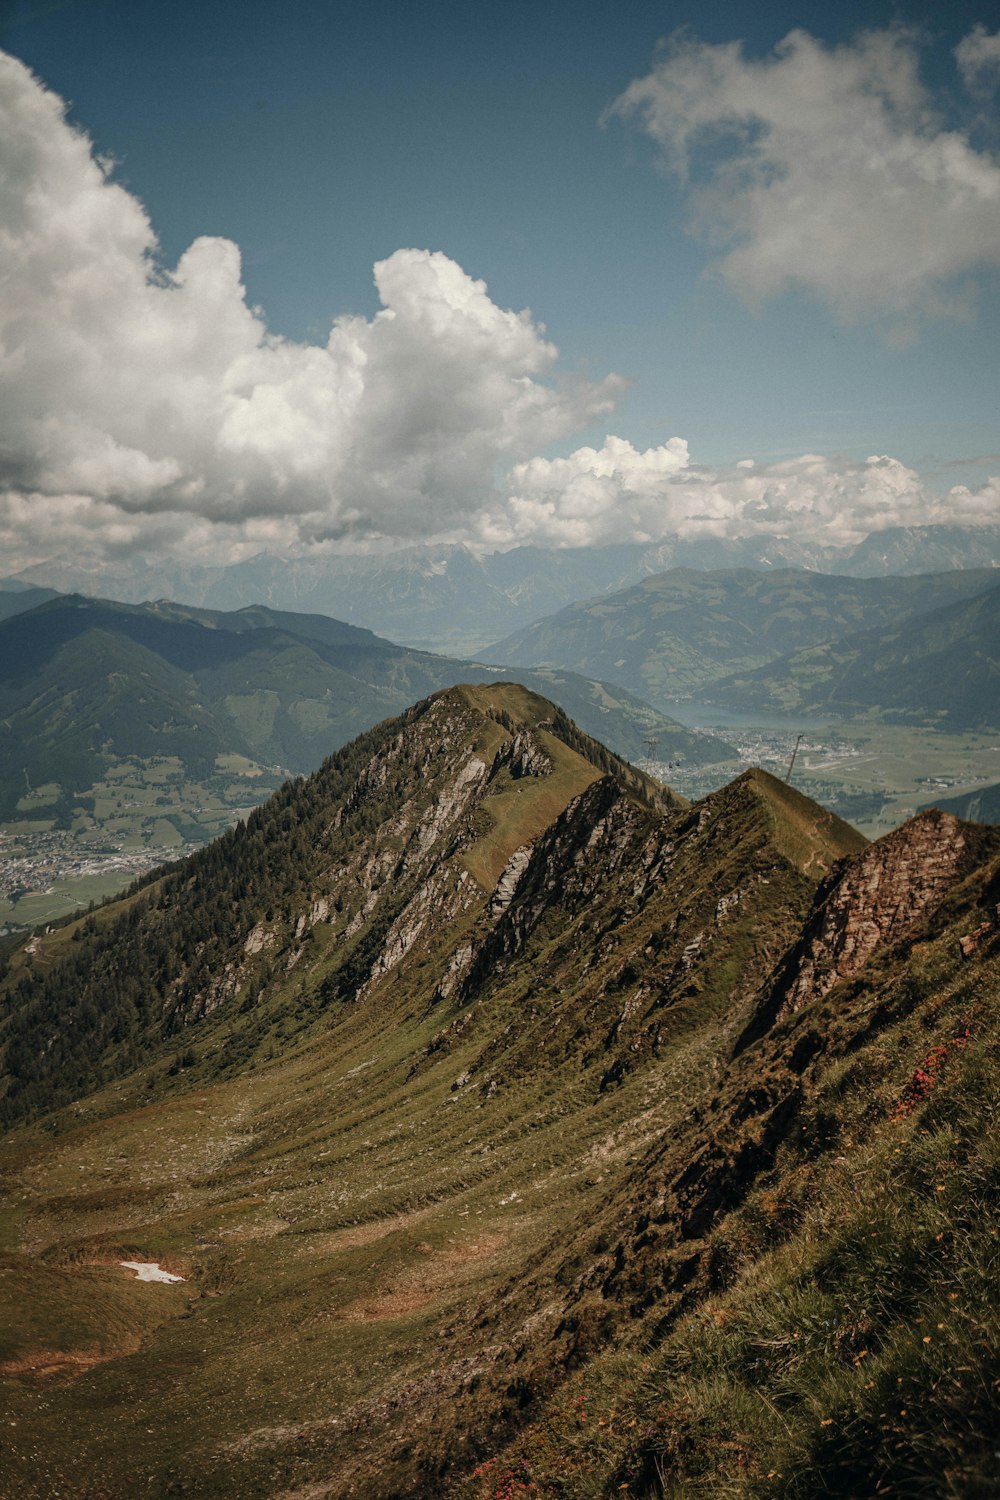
left=243, top=923, right=275, bottom=956
left=362, top=866, right=480, bottom=994
left=451, top=777, right=635, bottom=1007
left=163, top=693, right=593, bottom=1029
left=487, top=845, right=532, bottom=918
left=497, top=730, right=552, bottom=780
left=739, top=809, right=973, bottom=1048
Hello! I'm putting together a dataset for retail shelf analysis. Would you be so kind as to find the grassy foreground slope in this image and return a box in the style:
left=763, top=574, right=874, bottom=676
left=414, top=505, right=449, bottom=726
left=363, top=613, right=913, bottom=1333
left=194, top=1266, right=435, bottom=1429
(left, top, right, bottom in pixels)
left=450, top=812, right=1000, bottom=1499
left=0, top=686, right=996, bottom=1499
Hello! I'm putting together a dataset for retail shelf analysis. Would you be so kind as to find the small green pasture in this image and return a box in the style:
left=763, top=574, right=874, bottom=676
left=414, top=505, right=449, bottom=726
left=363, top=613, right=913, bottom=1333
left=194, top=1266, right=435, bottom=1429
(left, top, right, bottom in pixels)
left=0, top=751, right=285, bottom=930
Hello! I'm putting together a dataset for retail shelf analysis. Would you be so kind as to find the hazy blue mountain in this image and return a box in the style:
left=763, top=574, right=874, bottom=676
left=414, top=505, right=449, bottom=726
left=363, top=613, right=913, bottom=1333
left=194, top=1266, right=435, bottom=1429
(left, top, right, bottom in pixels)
left=0, top=594, right=731, bottom=820
left=0, top=583, right=61, bottom=620
left=711, top=582, right=1000, bottom=728
left=841, top=523, right=1000, bottom=577
left=481, top=566, right=1000, bottom=711
left=10, top=523, right=998, bottom=654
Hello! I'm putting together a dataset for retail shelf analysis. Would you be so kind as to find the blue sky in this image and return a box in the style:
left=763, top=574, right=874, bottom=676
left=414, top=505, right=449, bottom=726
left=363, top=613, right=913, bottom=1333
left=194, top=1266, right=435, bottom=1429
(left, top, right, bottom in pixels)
left=0, top=0, right=997, bottom=565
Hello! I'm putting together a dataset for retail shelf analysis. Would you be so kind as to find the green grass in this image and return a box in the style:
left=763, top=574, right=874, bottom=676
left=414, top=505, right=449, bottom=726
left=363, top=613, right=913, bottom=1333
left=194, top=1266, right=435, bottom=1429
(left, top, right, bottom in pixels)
left=0, top=686, right=996, bottom=1499
left=0, top=872, right=139, bottom=931
left=451, top=858, right=1000, bottom=1500
left=15, top=784, right=62, bottom=812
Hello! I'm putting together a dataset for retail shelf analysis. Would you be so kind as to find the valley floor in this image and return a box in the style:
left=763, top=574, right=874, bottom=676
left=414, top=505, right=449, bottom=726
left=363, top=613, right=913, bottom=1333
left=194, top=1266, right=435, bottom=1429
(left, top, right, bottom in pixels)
left=659, top=719, right=1000, bottom=838
left=0, top=753, right=285, bottom=933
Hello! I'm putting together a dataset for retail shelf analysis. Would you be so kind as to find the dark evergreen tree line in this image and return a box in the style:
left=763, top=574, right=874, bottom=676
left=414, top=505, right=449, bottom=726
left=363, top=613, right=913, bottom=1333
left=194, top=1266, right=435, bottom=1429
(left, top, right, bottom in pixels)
left=0, top=703, right=435, bottom=1125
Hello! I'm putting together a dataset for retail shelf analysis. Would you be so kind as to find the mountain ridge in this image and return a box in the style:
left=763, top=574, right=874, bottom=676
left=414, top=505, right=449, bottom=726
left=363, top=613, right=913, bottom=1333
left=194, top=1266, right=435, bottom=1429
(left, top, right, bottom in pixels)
left=481, top=565, right=1000, bottom=711
left=9, top=522, right=1000, bottom=654
left=0, top=687, right=996, bottom=1499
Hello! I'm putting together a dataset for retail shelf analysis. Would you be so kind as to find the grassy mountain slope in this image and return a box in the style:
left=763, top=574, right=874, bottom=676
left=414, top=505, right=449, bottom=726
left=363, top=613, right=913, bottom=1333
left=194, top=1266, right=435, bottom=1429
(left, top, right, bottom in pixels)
left=711, top=581, right=1000, bottom=728
left=482, top=568, right=1000, bottom=709
left=919, top=779, right=1000, bottom=824
left=0, top=598, right=730, bottom=828
left=0, top=686, right=882, bottom=1499
left=0, top=685, right=684, bottom=1125
left=8, top=689, right=992, bottom=1498
left=453, top=831, right=1000, bottom=1498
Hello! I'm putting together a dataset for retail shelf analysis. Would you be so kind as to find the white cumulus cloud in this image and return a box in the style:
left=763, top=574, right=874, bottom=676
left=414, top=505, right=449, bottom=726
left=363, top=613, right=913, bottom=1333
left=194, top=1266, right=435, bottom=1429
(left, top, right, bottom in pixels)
left=956, top=25, right=1000, bottom=93
left=501, top=435, right=691, bottom=546
left=0, top=50, right=620, bottom=566
left=0, top=47, right=995, bottom=574
left=609, top=25, right=1000, bottom=327
left=494, top=443, right=998, bottom=549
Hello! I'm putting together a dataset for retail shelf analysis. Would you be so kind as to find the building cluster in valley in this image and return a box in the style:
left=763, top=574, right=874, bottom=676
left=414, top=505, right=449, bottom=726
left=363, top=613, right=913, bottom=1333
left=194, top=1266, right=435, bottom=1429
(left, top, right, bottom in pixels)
left=0, top=828, right=193, bottom=932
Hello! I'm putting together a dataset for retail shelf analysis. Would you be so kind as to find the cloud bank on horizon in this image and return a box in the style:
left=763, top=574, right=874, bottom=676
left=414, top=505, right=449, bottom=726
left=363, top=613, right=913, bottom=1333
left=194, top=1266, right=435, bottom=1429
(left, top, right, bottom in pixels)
left=0, top=31, right=997, bottom=572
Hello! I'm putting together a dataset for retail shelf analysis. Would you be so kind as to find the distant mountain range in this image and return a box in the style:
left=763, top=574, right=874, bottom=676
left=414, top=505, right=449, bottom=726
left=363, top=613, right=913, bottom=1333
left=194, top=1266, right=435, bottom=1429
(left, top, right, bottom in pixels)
left=9, top=522, right=999, bottom=653
left=483, top=566, right=1000, bottom=714
left=0, top=583, right=60, bottom=622
left=709, top=582, right=1000, bottom=729
left=0, top=594, right=731, bottom=825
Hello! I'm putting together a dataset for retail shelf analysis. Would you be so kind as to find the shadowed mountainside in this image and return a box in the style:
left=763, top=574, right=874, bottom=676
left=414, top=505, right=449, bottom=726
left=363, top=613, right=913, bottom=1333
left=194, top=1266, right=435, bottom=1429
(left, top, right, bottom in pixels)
left=919, top=779, right=1000, bottom=824
left=0, top=594, right=732, bottom=824
left=710, top=581, right=1000, bottom=728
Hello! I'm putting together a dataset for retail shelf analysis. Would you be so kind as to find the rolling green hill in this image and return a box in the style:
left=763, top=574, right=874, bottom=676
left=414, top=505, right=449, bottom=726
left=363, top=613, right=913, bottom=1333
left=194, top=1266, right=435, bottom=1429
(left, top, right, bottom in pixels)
left=482, top=567, right=1000, bottom=709
left=711, top=581, right=1000, bottom=728
left=0, top=686, right=997, bottom=1498
left=0, top=594, right=733, bottom=828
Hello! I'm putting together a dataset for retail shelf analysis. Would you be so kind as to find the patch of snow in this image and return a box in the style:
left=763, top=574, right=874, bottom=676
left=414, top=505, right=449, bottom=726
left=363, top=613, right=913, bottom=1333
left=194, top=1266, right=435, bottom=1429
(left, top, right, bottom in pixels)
left=119, top=1260, right=185, bottom=1283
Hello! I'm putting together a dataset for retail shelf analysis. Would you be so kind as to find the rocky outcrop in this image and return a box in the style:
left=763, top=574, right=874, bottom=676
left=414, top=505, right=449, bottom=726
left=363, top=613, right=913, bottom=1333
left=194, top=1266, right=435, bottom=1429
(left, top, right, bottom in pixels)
left=487, top=845, right=533, bottom=918
left=490, top=730, right=552, bottom=781
left=449, top=777, right=640, bottom=1009
left=738, top=808, right=975, bottom=1049
left=361, top=866, right=480, bottom=994
left=243, top=923, right=276, bottom=956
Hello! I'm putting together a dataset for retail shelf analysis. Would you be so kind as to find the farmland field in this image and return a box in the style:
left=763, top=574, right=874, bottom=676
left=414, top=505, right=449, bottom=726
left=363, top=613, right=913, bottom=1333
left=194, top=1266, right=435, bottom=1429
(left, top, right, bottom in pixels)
left=0, top=754, right=285, bottom=932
